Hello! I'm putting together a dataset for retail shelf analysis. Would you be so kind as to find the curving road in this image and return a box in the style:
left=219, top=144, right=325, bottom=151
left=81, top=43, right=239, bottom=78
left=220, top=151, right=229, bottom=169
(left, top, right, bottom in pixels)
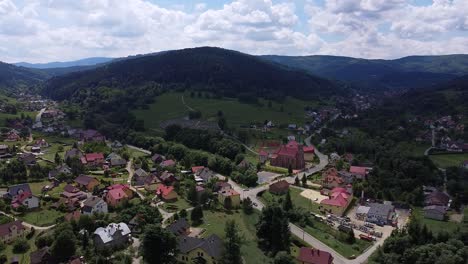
left=0, top=211, right=55, bottom=230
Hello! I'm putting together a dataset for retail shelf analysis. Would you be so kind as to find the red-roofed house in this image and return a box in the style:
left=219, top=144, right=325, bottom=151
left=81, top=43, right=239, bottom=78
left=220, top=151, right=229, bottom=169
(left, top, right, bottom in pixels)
left=81, top=153, right=105, bottom=168
left=320, top=187, right=353, bottom=216
left=160, top=159, right=176, bottom=168
left=322, top=168, right=344, bottom=189
left=349, top=166, right=371, bottom=179
left=297, top=247, right=333, bottom=264
left=107, top=184, right=133, bottom=199
left=106, top=188, right=129, bottom=207
left=11, top=191, right=39, bottom=210
left=258, top=150, right=269, bottom=163
left=156, top=184, right=178, bottom=201
left=270, top=141, right=305, bottom=169
left=303, top=146, right=315, bottom=161
left=191, top=166, right=204, bottom=173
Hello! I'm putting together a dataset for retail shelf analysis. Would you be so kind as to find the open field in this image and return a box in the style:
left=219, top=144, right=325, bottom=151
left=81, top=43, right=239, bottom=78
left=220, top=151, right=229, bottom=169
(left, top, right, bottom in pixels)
left=0, top=111, right=37, bottom=128
left=133, top=92, right=323, bottom=130
left=20, top=208, right=64, bottom=226
left=199, top=210, right=272, bottom=264
left=413, top=207, right=461, bottom=234
left=299, top=189, right=328, bottom=203
left=161, top=198, right=192, bottom=212
left=429, top=153, right=468, bottom=168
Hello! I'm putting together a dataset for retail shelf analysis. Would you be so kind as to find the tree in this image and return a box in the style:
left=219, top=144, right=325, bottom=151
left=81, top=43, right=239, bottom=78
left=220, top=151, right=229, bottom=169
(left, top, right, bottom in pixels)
left=346, top=229, right=356, bottom=244
left=242, top=197, right=253, bottom=215
left=180, top=209, right=188, bottom=219
left=191, top=205, right=204, bottom=225
left=301, top=174, right=307, bottom=187
left=256, top=205, right=290, bottom=254
left=288, top=164, right=292, bottom=175
left=187, top=184, right=198, bottom=205
left=13, top=238, right=30, bottom=253
left=222, top=220, right=242, bottom=264
left=294, top=176, right=300, bottom=186
left=224, top=196, right=233, bottom=210
left=141, top=224, right=178, bottom=264
left=54, top=152, right=62, bottom=164
left=282, top=190, right=293, bottom=212
left=273, top=251, right=295, bottom=264
left=51, top=224, right=77, bottom=261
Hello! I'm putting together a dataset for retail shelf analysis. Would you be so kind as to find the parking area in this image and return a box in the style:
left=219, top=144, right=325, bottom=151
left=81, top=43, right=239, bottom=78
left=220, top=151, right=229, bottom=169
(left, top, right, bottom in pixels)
left=257, top=171, right=281, bottom=184
left=300, top=189, right=328, bottom=203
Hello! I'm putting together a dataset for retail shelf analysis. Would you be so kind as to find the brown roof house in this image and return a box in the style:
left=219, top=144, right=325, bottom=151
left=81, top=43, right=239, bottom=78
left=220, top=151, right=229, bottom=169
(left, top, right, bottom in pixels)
left=297, top=247, right=334, bottom=264
left=0, top=221, right=25, bottom=243
left=74, top=175, right=99, bottom=192
left=269, top=180, right=290, bottom=195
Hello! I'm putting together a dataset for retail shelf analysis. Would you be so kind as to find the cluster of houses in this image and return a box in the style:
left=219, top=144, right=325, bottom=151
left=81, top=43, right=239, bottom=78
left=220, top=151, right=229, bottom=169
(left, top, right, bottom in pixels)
left=415, top=115, right=465, bottom=146
left=33, top=108, right=66, bottom=133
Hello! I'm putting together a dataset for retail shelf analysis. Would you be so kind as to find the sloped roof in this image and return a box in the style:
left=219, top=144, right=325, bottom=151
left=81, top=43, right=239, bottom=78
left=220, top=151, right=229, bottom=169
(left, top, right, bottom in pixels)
left=167, top=218, right=189, bottom=236
left=75, top=175, right=96, bottom=186
left=297, top=247, right=333, bottom=264
left=178, top=234, right=223, bottom=259
left=7, top=183, right=31, bottom=197
left=94, top=222, right=131, bottom=244
left=0, top=221, right=24, bottom=237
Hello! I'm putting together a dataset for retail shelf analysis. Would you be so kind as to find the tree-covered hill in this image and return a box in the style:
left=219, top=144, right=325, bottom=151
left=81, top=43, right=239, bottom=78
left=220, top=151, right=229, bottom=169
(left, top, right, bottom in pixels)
left=262, top=54, right=468, bottom=91
left=0, top=61, right=48, bottom=92
left=42, top=47, right=341, bottom=101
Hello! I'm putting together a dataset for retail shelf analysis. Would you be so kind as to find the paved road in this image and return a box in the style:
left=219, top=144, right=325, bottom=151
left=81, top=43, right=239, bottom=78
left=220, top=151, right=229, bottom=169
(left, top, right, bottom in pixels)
left=181, top=95, right=195, bottom=111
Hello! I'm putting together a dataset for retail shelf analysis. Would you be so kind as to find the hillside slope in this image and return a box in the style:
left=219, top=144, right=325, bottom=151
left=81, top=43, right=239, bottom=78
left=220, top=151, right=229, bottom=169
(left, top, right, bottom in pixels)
left=262, top=54, right=468, bottom=90
left=42, top=47, right=341, bottom=101
left=0, top=62, right=48, bottom=92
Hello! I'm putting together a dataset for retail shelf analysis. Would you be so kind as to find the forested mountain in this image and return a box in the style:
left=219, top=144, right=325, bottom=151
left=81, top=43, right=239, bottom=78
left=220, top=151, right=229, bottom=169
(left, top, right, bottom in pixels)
left=262, top=54, right=468, bottom=90
left=42, top=47, right=341, bottom=101
left=14, top=57, right=113, bottom=69
left=0, top=61, right=48, bottom=92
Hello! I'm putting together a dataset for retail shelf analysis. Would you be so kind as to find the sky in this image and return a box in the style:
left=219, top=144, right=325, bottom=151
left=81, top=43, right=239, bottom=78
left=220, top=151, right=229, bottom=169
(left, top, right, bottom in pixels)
left=0, top=0, right=467, bottom=63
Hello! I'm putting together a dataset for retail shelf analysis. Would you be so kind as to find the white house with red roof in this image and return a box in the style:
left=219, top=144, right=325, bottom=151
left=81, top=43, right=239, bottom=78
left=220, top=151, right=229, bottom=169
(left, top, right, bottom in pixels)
left=349, top=166, right=372, bottom=179
left=320, top=187, right=353, bottom=216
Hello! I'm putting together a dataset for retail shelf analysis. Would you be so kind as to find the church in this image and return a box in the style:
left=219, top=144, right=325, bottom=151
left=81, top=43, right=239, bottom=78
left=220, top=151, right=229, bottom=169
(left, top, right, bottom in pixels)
left=269, top=140, right=305, bottom=169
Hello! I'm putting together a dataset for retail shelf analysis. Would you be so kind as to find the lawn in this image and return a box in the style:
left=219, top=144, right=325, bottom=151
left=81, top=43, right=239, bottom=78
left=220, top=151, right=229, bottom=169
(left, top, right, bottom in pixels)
left=199, top=210, right=273, bottom=264
left=20, top=208, right=64, bottom=227
left=302, top=221, right=371, bottom=259
left=0, top=111, right=37, bottom=127
left=127, top=147, right=149, bottom=159
left=133, top=91, right=325, bottom=130
left=28, top=181, right=50, bottom=196
left=413, top=207, right=461, bottom=234
left=260, top=186, right=323, bottom=215
left=429, top=153, right=468, bottom=168
left=161, top=198, right=192, bottom=212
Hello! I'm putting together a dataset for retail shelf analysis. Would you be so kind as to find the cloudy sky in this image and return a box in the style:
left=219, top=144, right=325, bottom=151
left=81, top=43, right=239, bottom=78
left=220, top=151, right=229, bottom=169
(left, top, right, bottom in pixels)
left=1, top=0, right=467, bottom=63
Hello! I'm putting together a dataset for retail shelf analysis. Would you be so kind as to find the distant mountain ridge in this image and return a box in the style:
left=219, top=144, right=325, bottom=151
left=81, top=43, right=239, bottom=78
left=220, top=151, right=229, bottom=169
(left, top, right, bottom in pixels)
left=262, top=54, right=468, bottom=90
left=14, top=57, right=114, bottom=69
left=0, top=62, right=48, bottom=92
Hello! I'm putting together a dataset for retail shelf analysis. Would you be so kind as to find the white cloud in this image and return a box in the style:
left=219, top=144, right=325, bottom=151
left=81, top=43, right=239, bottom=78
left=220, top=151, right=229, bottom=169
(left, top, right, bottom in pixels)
left=0, top=0, right=467, bottom=62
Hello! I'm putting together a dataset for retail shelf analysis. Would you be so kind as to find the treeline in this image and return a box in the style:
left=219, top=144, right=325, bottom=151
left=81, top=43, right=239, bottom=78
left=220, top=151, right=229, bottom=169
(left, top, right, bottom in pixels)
left=370, top=216, right=468, bottom=263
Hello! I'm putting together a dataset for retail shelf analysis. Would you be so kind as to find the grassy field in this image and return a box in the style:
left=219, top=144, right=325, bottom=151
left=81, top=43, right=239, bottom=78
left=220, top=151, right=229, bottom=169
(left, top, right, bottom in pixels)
left=0, top=111, right=37, bottom=128
left=161, top=198, right=192, bottom=212
left=429, top=153, right=468, bottom=168
left=260, top=187, right=323, bottom=215
left=413, top=207, right=461, bottom=234
left=199, top=210, right=272, bottom=264
left=20, top=208, right=64, bottom=227
left=133, top=92, right=323, bottom=130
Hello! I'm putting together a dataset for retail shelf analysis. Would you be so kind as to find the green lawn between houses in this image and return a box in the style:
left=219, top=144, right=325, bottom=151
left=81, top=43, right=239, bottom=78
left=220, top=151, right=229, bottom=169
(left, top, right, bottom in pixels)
left=133, top=92, right=324, bottom=130
left=413, top=207, right=461, bottom=234
left=429, top=153, right=468, bottom=168
left=199, top=210, right=273, bottom=264
left=20, top=208, right=64, bottom=227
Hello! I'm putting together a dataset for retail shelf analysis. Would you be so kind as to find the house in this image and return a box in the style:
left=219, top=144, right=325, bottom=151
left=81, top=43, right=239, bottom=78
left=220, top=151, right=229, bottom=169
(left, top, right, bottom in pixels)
left=34, top=139, right=49, bottom=148
left=177, top=234, right=223, bottom=264
left=237, top=159, right=251, bottom=169
left=133, top=174, right=158, bottom=190
left=297, top=247, right=333, bottom=264
left=303, top=146, right=315, bottom=161
left=196, top=167, right=217, bottom=183
left=196, top=186, right=206, bottom=199
left=160, top=159, right=176, bottom=168
left=214, top=181, right=232, bottom=192
left=168, top=218, right=190, bottom=237
left=0, top=221, right=25, bottom=243
left=0, top=144, right=9, bottom=155
left=80, top=153, right=105, bottom=168
left=270, top=140, right=305, bottom=170
left=134, top=168, right=148, bottom=178
left=322, top=168, right=344, bottom=189
left=425, top=190, right=450, bottom=207
left=48, top=164, right=72, bottom=179
left=94, top=222, right=131, bottom=249
left=156, top=184, right=178, bottom=201
left=349, top=166, right=371, bottom=179
left=11, top=191, right=40, bottom=210
left=159, top=171, right=176, bottom=185
left=423, top=205, right=446, bottom=221
left=107, top=184, right=133, bottom=198
left=111, top=140, right=123, bottom=149
left=74, top=175, right=99, bottom=191
left=288, top=124, right=297, bottom=130
left=218, top=189, right=240, bottom=209
left=82, top=196, right=108, bottom=215
left=106, top=188, right=129, bottom=207
left=5, top=183, right=32, bottom=200
left=151, top=154, right=164, bottom=164
left=355, top=206, right=371, bottom=221
left=110, top=157, right=127, bottom=167
left=366, top=203, right=395, bottom=225
left=269, top=180, right=290, bottom=195
left=320, top=188, right=352, bottom=216
left=258, top=150, right=269, bottom=163
left=30, top=247, right=52, bottom=264
left=78, top=129, right=105, bottom=142
left=5, top=130, right=20, bottom=142
left=329, top=153, right=340, bottom=163
left=18, top=153, right=36, bottom=166
left=31, top=146, right=41, bottom=153
left=64, top=148, right=83, bottom=161
left=191, top=166, right=204, bottom=174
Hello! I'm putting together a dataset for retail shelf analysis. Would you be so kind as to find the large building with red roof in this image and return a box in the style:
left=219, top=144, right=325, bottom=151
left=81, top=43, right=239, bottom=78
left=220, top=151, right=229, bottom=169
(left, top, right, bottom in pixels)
left=297, top=247, right=333, bottom=264
left=270, top=140, right=305, bottom=169
left=320, top=187, right=353, bottom=216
